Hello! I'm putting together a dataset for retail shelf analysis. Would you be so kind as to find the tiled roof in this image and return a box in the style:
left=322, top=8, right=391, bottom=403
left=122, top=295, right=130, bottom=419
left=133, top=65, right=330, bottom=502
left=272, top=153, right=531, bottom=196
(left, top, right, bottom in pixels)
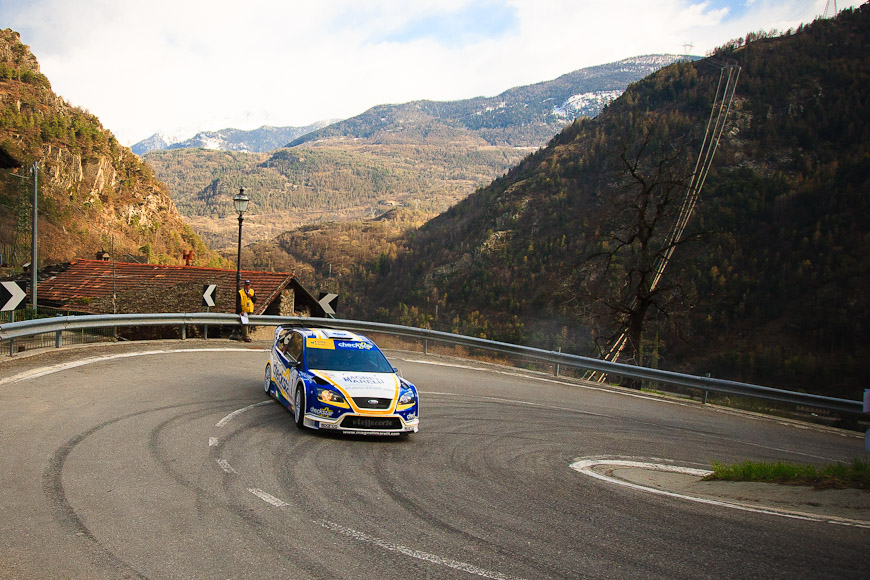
left=37, top=259, right=297, bottom=315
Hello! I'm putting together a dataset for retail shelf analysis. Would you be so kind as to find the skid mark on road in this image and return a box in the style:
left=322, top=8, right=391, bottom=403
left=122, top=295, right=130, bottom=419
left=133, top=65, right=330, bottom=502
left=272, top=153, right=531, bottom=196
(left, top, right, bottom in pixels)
left=214, top=399, right=528, bottom=580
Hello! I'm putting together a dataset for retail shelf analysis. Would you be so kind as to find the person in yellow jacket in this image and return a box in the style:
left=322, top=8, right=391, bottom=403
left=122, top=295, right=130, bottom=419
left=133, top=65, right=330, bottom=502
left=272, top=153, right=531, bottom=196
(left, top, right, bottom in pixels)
left=239, top=280, right=256, bottom=342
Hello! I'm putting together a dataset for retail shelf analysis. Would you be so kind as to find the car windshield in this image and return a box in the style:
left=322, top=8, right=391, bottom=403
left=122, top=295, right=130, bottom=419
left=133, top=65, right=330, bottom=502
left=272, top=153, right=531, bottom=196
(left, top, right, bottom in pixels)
left=305, top=342, right=394, bottom=373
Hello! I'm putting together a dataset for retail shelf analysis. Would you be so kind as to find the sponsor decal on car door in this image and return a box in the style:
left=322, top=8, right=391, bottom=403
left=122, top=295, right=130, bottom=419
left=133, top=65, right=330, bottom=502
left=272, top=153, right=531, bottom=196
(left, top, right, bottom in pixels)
left=273, top=349, right=298, bottom=400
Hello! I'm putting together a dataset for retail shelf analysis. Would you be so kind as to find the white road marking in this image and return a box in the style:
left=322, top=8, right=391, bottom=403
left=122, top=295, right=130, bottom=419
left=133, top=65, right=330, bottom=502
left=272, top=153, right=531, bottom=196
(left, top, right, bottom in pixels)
left=318, top=520, right=529, bottom=580
left=403, top=359, right=484, bottom=371
left=242, top=481, right=530, bottom=579
left=248, top=488, right=289, bottom=507
left=0, top=348, right=265, bottom=386
left=418, top=366, right=852, bottom=463
left=216, top=459, right=237, bottom=474
left=215, top=400, right=272, bottom=427
left=404, top=359, right=865, bottom=443
left=570, top=458, right=870, bottom=529
left=208, top=437, right=219, bottom=447
left=404, top=358, right=682, bottom=405
left=425, top=390, right=612, bottom=418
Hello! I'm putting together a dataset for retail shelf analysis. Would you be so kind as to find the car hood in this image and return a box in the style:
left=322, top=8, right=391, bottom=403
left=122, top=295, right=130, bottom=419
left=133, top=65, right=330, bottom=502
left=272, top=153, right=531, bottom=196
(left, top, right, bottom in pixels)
left=312, top=370, right=400, bottom=399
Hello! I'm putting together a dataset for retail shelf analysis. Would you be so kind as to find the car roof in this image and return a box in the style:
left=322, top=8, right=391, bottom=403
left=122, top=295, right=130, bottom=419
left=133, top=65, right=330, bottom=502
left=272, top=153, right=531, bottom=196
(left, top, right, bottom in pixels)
left=282, top=326, right=376, bottom=345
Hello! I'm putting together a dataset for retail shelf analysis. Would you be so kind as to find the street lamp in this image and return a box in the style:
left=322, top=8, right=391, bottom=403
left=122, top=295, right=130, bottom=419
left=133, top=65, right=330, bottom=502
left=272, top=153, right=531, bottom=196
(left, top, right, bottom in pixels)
left=233, top=187, right=249, bottom=310
left=232, top=187, right=249, bottom=339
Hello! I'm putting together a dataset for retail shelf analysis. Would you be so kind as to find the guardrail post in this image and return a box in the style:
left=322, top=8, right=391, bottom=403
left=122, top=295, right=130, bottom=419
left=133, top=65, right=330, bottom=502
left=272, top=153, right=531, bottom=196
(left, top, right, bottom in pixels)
left=8, top=310, right=13, bottom=356
left=555, top=347, right=561, bottom=376
left=55, top=314, right=63, bottom=348
left=864, top=390, right=869, bottom=452
left=424, top=339, right=428, bottom=355
left=204, top=324, right=209, bottom=339
left=702, top=373, right=711, bottom=404
left=181, top=324, right=186, bottom=340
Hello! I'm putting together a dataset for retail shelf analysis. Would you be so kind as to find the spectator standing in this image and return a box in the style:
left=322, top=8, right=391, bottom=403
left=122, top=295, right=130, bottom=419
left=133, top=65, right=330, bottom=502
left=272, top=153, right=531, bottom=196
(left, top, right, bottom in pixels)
left=238, top=279, right=256, bottom=342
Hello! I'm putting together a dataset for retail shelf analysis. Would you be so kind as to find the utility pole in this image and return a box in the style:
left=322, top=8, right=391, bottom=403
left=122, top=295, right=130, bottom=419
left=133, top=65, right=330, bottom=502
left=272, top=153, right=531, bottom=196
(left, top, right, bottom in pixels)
left=30, top=162, right=37, bottom=310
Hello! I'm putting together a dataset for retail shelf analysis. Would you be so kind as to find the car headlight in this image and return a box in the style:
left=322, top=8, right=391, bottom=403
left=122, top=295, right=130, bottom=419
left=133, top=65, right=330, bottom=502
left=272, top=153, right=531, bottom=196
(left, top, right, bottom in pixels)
left=398, top=389, right=417, bottom=406
left=316, top=387, right=348, bottom=407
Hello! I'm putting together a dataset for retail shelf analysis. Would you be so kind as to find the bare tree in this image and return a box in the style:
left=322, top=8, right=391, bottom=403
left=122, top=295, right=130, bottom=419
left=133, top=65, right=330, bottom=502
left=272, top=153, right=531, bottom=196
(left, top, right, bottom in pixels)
left=571, top=117, right=699, bottom=375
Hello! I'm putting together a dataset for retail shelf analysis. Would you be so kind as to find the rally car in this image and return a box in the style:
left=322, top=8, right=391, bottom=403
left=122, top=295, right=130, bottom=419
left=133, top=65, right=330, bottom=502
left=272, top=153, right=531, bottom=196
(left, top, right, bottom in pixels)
left=264, top=326, right=419, bottom=435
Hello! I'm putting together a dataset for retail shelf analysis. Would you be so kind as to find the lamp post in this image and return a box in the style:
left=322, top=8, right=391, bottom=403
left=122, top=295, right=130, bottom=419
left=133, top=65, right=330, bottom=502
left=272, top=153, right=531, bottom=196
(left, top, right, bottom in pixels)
left=31, top=162, right=39, bottom=311
left=231, top=187, right=249, bottom=339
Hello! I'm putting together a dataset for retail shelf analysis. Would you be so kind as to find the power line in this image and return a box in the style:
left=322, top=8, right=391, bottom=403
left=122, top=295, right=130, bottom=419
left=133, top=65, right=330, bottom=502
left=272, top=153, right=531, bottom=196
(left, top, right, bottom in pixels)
left=591, top=64, right=740, bottom=380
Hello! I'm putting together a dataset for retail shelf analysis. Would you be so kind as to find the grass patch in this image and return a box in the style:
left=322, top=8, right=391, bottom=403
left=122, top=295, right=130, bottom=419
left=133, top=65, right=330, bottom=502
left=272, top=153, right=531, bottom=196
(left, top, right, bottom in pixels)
left=705, top=458, right=870, bottom=490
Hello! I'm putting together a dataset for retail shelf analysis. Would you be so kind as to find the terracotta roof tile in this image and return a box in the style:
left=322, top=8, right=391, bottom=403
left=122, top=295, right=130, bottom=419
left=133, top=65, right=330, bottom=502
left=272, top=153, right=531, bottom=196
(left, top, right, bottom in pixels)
left=37, top=260, right=297, bottom=315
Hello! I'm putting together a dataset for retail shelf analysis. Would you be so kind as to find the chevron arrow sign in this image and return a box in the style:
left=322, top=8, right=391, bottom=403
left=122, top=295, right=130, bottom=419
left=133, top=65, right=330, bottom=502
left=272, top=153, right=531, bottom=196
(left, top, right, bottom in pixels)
left=318, top=292, right=338, bottom=315
left=1, top=281, right=26, bottom=312
left=202, top=284, right=217, bottom=308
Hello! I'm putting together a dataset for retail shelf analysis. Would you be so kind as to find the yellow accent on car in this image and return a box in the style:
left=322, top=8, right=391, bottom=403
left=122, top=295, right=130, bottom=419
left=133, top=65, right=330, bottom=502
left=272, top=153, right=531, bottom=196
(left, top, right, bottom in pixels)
left=306, top=338, right=335, bottom=349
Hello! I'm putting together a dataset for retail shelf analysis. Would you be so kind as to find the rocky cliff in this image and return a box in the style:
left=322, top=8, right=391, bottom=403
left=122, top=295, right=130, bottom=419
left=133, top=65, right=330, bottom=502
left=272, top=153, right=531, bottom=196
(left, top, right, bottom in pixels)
left=0, top=28, right=226, bottom=271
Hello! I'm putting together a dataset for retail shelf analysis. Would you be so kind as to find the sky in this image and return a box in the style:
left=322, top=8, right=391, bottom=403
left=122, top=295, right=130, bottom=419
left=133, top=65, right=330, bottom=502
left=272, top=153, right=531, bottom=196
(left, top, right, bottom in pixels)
left=1, top=0, right=860, bottom=146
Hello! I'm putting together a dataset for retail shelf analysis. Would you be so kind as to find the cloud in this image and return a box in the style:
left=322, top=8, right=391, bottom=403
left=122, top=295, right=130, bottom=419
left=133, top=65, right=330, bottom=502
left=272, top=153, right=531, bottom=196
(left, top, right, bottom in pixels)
left=0, top=0, right=857, bottom=145
left=377, top=1, right=519, bottom=45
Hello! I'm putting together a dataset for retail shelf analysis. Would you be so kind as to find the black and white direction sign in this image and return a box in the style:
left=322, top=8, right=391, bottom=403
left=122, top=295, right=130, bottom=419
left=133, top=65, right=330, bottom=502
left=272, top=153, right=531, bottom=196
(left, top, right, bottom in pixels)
left=1, top=281, right=26, bottom=312
left=202, top=284, right=217, bottom=308
left=318, top=292, right=338, bottom=315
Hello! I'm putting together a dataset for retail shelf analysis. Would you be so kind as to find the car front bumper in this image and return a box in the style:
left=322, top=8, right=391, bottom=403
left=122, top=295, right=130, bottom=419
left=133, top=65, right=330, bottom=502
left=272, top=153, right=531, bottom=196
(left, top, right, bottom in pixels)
left=304, top=412, right=419, bottom=435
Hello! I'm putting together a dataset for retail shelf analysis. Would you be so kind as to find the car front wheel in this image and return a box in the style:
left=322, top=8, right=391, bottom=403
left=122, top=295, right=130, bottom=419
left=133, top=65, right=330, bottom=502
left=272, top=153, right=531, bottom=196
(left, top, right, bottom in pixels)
left=294, top=386, right=305, bottom=429
left=264, top=363, right=273, bottom=397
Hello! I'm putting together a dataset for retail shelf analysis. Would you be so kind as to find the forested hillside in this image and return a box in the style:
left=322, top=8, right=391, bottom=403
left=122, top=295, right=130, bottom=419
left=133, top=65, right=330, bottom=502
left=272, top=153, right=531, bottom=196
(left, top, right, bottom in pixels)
left=146, top=139, right=524, bottom=249
left=268, top=7, right=869, bottom=399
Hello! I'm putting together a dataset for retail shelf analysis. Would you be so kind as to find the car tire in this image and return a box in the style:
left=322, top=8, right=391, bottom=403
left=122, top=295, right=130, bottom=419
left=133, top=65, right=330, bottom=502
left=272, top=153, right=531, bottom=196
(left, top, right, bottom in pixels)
left=264, top=363, right=273, bottom=398
left=294, top=385, right=305, bottom=429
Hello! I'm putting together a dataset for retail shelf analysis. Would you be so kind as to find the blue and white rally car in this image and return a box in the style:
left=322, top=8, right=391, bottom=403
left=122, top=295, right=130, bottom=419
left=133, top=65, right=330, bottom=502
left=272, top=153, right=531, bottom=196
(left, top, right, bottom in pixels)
left=264, top=326, right=420, bottom=435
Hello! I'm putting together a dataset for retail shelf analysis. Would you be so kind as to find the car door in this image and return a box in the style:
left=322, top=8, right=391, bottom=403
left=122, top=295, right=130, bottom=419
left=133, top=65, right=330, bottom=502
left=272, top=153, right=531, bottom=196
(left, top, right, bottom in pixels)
left=285, top=332, right=304, bottom=394
left=273, top=329, right=300, bottom=400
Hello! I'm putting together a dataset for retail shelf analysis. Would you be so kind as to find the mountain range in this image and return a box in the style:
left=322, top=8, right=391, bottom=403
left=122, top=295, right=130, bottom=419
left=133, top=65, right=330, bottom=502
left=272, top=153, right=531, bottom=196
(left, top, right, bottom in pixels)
left=142, top=54, right=688, bottom=250
left=288, top=55, right=689, bottom=148
left=135, top=55, right=686, bottom=157
left=246, top=6, right=870, bottom=401
left=131, top=120, right=338, bottom=156
left=3, top=5, right=866, bottom=404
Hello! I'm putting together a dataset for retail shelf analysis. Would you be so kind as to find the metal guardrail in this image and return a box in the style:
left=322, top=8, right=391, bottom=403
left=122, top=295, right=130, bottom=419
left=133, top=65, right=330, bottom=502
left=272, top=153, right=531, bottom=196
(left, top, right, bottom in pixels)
left=1, top=312, right=866, bottom=417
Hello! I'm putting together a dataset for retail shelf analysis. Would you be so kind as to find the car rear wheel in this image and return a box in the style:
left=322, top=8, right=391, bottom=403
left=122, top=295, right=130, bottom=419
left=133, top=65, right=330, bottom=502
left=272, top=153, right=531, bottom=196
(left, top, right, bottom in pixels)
left=294, top=386, right=305, bottom=429
left=264, top=363, right=273, bottom=397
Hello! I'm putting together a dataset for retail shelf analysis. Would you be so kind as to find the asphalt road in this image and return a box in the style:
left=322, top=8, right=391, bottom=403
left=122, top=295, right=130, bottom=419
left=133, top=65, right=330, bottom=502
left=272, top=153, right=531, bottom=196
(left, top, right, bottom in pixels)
left=0, top=341, right=867, bottom=579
